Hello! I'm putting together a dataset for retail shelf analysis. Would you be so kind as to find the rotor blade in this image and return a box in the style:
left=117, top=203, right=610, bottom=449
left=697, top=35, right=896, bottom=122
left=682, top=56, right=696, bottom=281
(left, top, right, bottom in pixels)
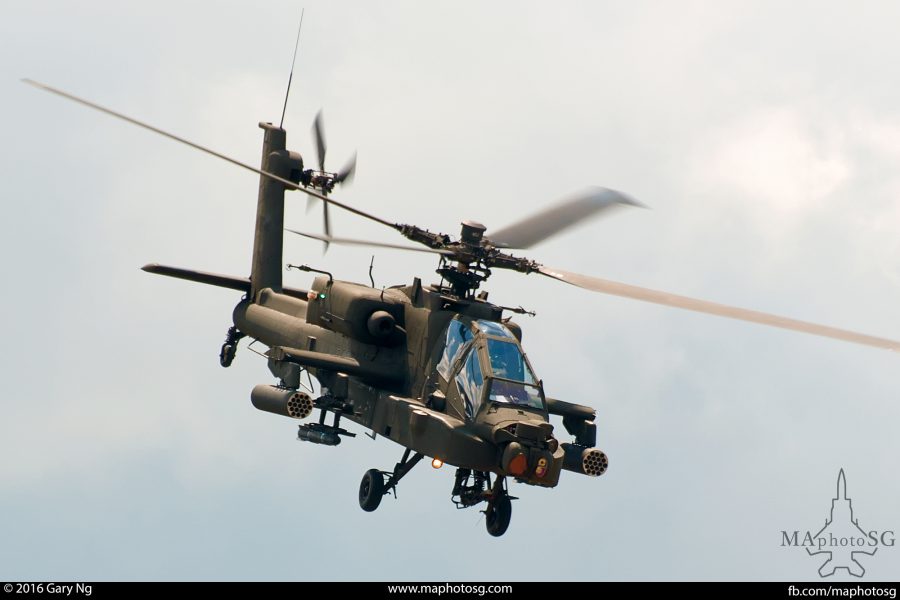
left=536, top=265, right=900, bottom=352
left=322, top=203, right=332, bottom=252
left=23, top=79, right=399, bottom=230
left=335, top=152, right=357, bottom=185
left=489, top=187, right=645, bottom=249
left=286, top=229, right=452, bottom=255
left=313, top=110, right=326, bottom=171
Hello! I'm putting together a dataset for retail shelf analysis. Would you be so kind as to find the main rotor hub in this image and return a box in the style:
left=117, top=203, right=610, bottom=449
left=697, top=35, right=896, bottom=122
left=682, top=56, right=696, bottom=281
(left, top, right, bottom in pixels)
left=460, top=221, right=486, bottom=247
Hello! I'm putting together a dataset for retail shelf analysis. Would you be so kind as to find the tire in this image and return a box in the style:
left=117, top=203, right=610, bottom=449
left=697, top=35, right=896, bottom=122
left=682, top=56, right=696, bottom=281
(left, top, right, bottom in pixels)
left=219, top=344, right=234, bottom=368
left=359, top=469, right=385, bottom=512
left=485, top=493, right=512, bottom=537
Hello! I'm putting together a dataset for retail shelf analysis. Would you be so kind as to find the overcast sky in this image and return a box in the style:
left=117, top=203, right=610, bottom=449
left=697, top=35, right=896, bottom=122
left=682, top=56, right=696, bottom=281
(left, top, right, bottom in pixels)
left=2, top=0, right=899, bottom=581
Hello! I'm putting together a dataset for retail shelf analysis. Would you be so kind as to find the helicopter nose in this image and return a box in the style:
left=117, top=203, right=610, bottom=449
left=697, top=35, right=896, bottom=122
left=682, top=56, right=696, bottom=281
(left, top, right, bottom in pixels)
left=514, top=420, right=554, bottom=441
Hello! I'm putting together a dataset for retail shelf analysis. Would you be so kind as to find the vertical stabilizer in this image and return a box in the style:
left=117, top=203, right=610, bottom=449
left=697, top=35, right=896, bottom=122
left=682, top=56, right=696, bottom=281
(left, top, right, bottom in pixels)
left=250, top=123, right=303, bottom=298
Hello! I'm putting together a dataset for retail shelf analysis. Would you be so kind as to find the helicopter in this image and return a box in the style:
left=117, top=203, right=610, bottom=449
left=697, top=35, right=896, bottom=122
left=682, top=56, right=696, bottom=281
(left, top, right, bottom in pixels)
left=23, top=79, right=900, bottom=538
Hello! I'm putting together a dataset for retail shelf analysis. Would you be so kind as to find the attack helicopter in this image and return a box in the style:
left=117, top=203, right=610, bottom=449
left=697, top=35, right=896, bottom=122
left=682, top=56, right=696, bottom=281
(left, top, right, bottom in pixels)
left=24, top=79, right=900, bottom=538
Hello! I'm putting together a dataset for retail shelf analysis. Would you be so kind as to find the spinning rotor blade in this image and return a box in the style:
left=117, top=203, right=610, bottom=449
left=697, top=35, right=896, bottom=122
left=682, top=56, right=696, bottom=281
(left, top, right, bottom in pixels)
left=537, top=265, right=900, bottom=352
left=22, top=79, right=398, bottom=230
left=311, top=111, right=356, bottom=250
left=322, top=205, right=332, bottom=251
left=490, top=187, right=644, bottom=249
left=313, top=110, right=326, bottom=171
left=335, top=152, right=357, bottom=184
left=312, top=111, right=330, bottom=250
left=286, top=229, right=451, bottom=255
left=34, top=79, right=894, bottom=353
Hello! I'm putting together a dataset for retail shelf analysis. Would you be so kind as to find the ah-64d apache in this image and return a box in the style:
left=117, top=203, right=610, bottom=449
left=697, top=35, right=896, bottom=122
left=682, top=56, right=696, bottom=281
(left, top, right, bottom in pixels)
left=25, top=79, right=900, bottom=537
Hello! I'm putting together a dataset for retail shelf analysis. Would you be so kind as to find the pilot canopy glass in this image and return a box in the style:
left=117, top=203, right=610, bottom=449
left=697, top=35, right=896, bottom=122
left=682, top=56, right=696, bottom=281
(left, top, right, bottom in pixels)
left=486, top=339, right=536, bottom=384
left=437, top=318, right=473, bottom=380
left=485, top=339, right=542, bottom=410
left=438, top=317, right=544, bottom=416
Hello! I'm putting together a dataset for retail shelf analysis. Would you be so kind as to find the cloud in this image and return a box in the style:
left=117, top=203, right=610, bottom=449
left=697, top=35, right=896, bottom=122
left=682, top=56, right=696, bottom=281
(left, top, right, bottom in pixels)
left=690, top=107, right=850, bottom=229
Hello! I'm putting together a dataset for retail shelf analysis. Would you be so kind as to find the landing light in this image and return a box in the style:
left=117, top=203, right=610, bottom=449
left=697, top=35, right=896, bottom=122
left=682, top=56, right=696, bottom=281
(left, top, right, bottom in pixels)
left=432, top=458, right=443, bottom=469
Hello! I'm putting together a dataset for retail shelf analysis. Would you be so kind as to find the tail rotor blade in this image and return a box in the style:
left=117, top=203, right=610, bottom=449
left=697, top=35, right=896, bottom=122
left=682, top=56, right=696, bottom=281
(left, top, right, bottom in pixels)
left=313, top=110, right=326, bottom=171
left=335, top=152, right=357, bottom=185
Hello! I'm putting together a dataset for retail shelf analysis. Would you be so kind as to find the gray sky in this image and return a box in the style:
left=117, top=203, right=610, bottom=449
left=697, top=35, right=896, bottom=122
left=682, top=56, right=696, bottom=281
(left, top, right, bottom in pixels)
left=2, top=0, right=898, bottom=581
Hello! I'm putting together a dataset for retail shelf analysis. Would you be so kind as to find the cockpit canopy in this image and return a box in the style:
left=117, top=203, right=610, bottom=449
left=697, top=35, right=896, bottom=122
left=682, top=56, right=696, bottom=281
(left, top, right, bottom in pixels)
left=437, top=316, right=544, bottom=419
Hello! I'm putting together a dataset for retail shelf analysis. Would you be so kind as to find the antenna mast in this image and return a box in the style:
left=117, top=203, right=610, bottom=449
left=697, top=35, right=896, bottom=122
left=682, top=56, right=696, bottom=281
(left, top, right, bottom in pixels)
left=280, top=8, right=305, bottom=128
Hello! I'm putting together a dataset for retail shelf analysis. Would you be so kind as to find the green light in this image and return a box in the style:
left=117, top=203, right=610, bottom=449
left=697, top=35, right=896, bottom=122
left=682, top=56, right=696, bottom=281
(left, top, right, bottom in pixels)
left=318, top=293, right=327, bottom=299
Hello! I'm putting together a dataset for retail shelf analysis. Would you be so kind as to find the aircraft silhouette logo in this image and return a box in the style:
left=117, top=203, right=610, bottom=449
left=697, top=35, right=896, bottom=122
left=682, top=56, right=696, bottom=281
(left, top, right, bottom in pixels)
left=781, top=469, right=895, bottom=577
left=804, top=469, right=877, bottom=577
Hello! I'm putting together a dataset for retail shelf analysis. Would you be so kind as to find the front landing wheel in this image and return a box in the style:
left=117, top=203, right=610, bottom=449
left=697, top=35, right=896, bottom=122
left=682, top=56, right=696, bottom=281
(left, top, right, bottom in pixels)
left=359, top=468, right=385, bottom=512
left=485, top=493, right=512, bottom=537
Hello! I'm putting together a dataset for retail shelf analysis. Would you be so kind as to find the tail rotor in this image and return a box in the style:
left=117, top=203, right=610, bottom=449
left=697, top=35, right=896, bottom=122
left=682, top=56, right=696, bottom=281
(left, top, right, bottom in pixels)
left=304, top=110, right=357, bottom=250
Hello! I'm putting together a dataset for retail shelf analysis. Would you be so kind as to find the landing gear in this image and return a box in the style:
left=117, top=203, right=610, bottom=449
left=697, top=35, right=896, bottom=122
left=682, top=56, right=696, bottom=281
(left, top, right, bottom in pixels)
left=359, top=469, right=385, bottom=512
left=356, top=454, right=516, bottom=536
left=358, top=449, right=424, bottom=512
left=452, top=469, right=515, bottom=537
left=485, top=477, right=512, bottom=537
left=219, top=326, right=244, bottom=368
left=451, top=468, right=488, bottom=508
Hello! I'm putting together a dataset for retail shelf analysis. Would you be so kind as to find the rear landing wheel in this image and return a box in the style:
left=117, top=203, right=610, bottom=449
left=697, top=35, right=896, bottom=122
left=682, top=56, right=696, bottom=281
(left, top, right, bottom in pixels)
left=359, top=468, right=385, bottom=512
left=485, top=493, right=512, bottom=537
left=219, top=344, right=236, bottom=368
left=219, top=326, right=243, bottom=368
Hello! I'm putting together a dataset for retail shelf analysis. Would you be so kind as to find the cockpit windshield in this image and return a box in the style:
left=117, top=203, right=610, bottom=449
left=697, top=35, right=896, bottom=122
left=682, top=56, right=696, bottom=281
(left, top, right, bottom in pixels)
left=437, top=318, right=474, bottom=379
left=485, top=339, right=543, bottom=409
left=488, top=379, right=544, bottom=409
left=455, top=347, right=484, bottom=419
left=438, top=316, right=545, bottom=416
left=486, top=339, right=536, bottom=384
left=474, top=320, right=516, bottom=339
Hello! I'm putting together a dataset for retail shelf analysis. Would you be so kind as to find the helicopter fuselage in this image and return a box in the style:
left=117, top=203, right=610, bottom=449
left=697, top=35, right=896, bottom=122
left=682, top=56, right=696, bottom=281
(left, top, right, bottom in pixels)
left=232, top=275, right=603, bottom=488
